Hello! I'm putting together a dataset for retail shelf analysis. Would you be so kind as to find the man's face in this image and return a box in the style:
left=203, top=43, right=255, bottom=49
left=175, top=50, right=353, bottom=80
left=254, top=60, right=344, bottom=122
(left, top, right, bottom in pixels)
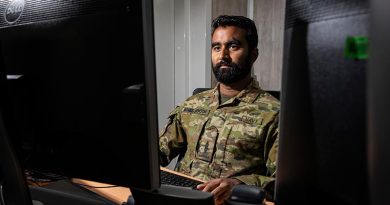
left=211, top=26, right=255, bottom=85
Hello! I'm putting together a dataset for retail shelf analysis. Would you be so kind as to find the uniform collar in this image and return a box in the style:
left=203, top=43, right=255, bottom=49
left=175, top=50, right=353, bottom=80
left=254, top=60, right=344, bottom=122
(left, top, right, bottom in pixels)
left=212, top=78, right=263, bottom=104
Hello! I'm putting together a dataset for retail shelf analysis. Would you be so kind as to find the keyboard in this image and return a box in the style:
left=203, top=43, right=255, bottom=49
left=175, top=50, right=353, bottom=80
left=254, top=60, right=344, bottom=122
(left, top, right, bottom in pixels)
left=160, top=169, right=203, bottom=189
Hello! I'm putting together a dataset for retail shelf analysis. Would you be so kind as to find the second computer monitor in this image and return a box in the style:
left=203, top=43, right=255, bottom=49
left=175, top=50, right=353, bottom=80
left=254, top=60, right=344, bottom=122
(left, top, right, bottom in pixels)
left=0, top=0, right=159, bottom=190
left=276, top=0, right=369, bottom=204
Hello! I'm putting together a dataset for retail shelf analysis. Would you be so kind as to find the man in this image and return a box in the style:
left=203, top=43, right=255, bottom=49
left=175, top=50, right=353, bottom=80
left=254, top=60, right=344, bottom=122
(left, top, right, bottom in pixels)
left=159, top=15, right=279, bottom=204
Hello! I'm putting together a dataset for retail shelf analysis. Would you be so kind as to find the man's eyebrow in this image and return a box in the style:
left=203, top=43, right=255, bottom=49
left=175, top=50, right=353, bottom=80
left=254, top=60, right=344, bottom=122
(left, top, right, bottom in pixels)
left=227, top=39, right=241, bottom=45
left=211, top=38, right=242, bottom=47
left=211, top=42, right=220, bottom=47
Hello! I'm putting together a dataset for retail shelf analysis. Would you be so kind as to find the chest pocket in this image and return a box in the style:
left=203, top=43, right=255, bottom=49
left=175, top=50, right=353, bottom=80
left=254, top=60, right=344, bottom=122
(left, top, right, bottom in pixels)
left=196, top=125, right=218, bottom=162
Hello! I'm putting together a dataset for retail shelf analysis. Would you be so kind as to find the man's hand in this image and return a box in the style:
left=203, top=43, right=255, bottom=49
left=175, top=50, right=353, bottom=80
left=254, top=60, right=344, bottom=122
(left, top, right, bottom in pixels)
left=196, top=178, right=242, bottom=205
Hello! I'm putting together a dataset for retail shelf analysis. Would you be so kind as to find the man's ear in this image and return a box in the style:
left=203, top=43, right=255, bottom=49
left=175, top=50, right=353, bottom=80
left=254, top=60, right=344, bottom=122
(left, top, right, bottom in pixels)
left=251, top=48, right=259, bottom=64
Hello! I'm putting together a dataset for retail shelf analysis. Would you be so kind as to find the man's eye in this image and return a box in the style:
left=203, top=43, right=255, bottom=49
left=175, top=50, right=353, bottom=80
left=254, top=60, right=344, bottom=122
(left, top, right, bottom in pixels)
left=229, top=44, right=239, bottom=50
left=213, top=46, right=221, bottom=51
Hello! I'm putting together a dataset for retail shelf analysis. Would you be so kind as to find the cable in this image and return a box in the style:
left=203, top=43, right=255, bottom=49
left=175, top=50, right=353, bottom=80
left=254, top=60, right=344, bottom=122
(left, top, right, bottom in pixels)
left=0, top=184, right=5, bottom=205
left=73, top=183, right=118, bottom=189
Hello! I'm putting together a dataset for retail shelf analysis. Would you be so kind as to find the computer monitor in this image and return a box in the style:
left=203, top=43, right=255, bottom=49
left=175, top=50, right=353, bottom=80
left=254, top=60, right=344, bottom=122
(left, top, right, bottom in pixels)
left=368, top=1, right=390, bottom=205
left=276, top=0, right=369, bottom=204
left=1, top=1, right=214, bottom=204
left=0, top=0, right=159, bottom=191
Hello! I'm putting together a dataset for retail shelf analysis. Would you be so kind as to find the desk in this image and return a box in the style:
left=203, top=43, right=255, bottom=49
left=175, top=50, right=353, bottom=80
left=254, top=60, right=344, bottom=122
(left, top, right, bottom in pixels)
left=72, top=168, right=274, bottom=205
left=72, top=167, right=204, bottom=205
left=72, top=178, right=131, bottom=205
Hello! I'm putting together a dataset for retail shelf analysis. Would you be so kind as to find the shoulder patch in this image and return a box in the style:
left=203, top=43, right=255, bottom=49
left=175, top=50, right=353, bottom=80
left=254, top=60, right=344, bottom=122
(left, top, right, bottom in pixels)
left=168, top=106, right=181, bottom=118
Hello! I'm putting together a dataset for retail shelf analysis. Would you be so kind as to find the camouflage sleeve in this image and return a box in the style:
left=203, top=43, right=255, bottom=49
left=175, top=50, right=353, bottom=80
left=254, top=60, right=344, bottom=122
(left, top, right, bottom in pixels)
left=265, top=115, right=279, bottom=177
left=232, top=136, right=278, bottom=188
left=159, top=106, right=187, bottom=167
left=232, top=114, right=279, bottom=192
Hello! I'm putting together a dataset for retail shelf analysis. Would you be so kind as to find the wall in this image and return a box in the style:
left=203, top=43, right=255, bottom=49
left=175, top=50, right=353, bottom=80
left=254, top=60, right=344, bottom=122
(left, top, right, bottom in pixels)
left=154, top=0, right=175, bottom=131
left=154, top=0, right=212, bottom=131
left=253, top=0, right=285, bottom=91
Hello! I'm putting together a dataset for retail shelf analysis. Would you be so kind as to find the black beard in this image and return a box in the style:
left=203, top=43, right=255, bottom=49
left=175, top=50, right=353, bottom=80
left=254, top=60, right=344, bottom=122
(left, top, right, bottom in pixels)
left=212, top=57, right=251, bottom=84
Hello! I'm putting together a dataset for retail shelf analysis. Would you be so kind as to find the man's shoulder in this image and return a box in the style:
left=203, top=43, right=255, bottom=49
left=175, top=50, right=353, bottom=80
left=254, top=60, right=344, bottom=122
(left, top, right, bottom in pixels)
left=252, top=91, right=280, bottom=112
left=168, top=89, right=214, bottom=117
left=182, top=89, right=215, bottom=106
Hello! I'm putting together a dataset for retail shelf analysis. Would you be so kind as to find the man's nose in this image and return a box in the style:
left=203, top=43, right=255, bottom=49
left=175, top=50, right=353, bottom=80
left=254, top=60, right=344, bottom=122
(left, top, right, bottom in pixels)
left=220, top=48, right=230, bottom=60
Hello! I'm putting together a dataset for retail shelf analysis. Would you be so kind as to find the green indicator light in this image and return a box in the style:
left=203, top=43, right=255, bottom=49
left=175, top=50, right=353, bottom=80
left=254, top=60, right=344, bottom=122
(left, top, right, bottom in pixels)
left=345, top=36, right=368, bottom=60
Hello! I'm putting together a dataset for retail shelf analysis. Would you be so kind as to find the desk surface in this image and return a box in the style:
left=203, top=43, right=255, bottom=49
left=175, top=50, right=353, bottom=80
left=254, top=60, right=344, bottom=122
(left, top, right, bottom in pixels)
left=72, top=167, right=204, bottom=205
left=72, top=178, right=131, bottom=205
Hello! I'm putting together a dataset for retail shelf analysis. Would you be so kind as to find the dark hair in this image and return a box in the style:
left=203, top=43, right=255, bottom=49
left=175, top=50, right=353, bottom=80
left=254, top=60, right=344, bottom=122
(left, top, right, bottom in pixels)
left=211, top=15, right=258, bottom=50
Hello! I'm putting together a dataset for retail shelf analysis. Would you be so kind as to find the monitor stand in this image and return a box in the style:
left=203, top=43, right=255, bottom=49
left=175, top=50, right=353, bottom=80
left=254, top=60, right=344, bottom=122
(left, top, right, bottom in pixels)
left=29, top=180, right=116, bottom=205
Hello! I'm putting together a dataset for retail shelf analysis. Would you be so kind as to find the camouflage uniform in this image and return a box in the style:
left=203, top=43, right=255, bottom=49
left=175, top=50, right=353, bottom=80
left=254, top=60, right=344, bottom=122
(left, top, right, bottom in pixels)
left=159, top=79, right=279, bottom=188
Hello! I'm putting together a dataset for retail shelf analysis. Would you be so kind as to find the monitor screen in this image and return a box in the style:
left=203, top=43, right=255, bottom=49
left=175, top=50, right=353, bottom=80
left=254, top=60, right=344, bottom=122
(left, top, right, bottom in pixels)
left=276, top=0, right=369, bottom=204
left=0, top=0, right=159, bottom=190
